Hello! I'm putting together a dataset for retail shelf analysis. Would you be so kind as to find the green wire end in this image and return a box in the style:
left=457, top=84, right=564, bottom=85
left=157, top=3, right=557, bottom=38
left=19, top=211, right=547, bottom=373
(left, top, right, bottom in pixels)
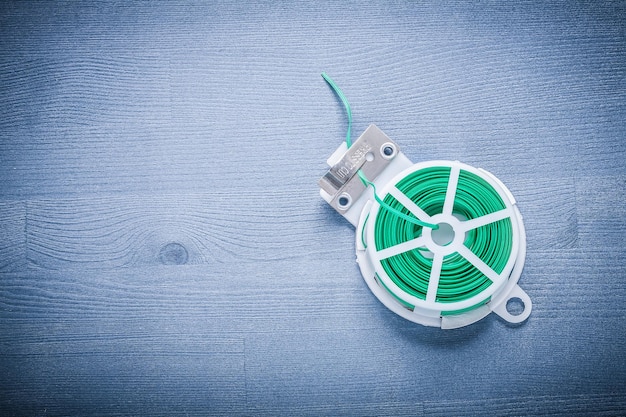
left=321, top=72, right=353, bottom=147
left=321, top=72, right=438, bottom=230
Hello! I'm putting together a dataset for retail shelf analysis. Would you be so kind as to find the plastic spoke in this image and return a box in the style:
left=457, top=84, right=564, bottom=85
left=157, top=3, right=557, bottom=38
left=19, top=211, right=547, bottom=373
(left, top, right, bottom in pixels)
left=457, top=245, right=504, bottom=285
left=443, top=165, right=460, bottom=215
left=388, top=186, right=434, bottom=224
left=459, top=208, right=513, bottom=232
left=426, top=253, right=444, bottom=303
left=376, top=236, right=428, bottom=260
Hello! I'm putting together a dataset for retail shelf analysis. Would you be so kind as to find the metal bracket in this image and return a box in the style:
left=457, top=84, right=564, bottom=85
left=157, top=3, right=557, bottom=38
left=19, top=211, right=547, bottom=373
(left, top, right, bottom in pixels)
left=319, top=124, right=399, bottom=213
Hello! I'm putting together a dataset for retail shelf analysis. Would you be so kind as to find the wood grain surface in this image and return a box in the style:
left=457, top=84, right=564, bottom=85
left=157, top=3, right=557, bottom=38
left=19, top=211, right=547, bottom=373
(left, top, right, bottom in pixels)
left=1, top=1, right=625, bottom=416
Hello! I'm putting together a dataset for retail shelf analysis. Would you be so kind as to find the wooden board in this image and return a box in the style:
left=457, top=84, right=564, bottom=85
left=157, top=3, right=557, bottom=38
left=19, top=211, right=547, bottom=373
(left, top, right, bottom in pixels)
left=1, top=1, right=625, bottom=415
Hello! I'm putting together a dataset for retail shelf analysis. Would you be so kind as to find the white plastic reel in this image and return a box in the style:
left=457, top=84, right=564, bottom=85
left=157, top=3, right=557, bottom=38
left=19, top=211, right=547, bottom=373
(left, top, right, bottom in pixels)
left=320, top=125, right=532, bottom=329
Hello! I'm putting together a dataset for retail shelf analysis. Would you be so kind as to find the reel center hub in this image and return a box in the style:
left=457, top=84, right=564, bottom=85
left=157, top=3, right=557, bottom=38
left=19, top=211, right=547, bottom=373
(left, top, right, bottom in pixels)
left=431, top=222, right=455, bottom=246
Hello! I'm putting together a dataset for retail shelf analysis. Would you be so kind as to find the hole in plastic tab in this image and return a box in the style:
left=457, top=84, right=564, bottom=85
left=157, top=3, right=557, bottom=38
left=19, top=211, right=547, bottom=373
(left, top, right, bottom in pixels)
left=506, top=297, right=525, bottom=316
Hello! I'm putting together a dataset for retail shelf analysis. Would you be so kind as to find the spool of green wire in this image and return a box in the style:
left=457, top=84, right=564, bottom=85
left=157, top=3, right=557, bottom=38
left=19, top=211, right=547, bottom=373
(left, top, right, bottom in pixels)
left=320, top=72, right=530, bottom=328
left=356, top=160, right=527, bottom=327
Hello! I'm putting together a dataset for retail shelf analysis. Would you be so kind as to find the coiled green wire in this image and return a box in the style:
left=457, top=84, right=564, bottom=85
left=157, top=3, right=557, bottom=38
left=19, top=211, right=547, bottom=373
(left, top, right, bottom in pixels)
left=374, top=167, right=513, bottom=307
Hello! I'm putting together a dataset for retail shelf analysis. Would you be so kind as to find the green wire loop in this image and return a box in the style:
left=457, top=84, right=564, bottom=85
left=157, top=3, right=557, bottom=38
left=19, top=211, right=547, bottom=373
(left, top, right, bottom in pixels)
left=322, top=72, right=438, bottom=230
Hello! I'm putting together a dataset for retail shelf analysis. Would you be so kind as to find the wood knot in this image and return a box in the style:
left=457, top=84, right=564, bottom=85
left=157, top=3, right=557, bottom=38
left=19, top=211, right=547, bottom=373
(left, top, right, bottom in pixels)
left=159, top=242, right=188, bottom=265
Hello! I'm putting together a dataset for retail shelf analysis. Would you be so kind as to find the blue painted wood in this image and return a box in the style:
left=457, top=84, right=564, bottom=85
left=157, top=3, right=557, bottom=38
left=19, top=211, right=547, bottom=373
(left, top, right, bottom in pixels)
left=1, top=1, right=625, bottom=415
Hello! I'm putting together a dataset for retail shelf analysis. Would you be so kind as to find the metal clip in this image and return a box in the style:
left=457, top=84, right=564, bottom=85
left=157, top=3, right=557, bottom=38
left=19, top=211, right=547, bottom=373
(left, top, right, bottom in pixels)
left=319, top=124, right=399, bottom=213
